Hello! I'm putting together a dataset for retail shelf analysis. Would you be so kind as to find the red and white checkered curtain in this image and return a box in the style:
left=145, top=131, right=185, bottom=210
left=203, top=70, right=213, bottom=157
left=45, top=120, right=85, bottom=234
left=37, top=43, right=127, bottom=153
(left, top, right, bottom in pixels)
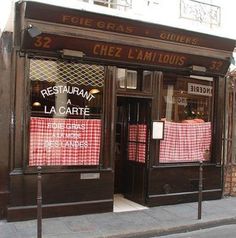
left=128, top=124, right=147, bottom=163
left=159, top=121, right=211, bottom=163
left=29, top=117, right=101, bottom=166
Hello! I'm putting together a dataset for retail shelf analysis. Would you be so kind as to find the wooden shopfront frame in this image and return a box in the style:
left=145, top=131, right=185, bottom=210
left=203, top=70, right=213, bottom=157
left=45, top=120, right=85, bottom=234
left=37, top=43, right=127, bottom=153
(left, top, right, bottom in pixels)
left=5, top=0, right=235, bottom=221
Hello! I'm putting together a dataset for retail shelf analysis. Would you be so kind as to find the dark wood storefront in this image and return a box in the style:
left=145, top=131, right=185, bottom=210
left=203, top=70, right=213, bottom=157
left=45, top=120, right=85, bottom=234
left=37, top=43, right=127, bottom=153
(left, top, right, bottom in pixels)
left=0, top=1, right=235, bottom=221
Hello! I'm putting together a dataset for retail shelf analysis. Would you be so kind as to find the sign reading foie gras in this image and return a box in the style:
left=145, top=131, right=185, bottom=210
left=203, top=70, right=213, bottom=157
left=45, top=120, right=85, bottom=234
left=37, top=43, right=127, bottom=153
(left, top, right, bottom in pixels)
left=29, top=84, right=101, bottom=166
left=29, top=117, right=101, bottom=166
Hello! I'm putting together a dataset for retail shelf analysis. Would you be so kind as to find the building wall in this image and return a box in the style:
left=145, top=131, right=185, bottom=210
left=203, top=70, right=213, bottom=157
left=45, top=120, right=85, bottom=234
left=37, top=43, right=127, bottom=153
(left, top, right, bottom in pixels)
left=224, top=165, right=236, bottom=195
left=224, top=73, right=236, bottom=196
left=0, top=32, right=13, bottom=218
left=2, top=0, right=236, bottom=40
left=0, top=0, right=235, bottom=221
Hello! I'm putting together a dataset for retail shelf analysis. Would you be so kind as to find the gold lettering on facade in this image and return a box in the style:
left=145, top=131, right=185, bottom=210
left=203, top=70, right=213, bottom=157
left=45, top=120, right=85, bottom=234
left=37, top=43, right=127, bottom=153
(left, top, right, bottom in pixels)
left=96, top=21, right=134, bottom=33
left=106, top=22, right=116, bottom=31
left=61, top=15, right=204, bottom=48
left=158, top=53, right=185, bottom=66
left=128, top=48, right=186, bottom=66
left=127, top=49, right=135, bottom=59
left=62, top=15, right=134, bottom=34
left=160, top=32, right=199, bottom=45
left=93, top=44, right=122, bottom=58
left=209, top=60, right=223, bottom=71
left=143, top=51, right=154, bottom=61
left=62, top=15, right=93, bottom=27
left=93, top=43, right=186, bottom=67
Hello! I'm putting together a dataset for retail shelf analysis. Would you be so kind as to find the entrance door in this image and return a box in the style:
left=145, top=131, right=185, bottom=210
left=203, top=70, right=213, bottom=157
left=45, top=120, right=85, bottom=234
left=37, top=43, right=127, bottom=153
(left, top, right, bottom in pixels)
left=114, top=97, right=151, bottom=204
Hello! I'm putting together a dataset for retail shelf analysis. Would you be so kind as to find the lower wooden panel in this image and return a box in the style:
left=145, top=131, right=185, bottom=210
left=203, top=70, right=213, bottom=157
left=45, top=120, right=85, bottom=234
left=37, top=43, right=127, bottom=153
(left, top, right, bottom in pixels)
left=146, top=164, right=222, bottom=206
left=7, top=170, right=114, bottom=221
left=0, top=191, right=9, bottom=219
left=7, top=199, right=113, bottom=221
left=147, top=189, right=222, bottom=206
left=124, top=162, right=146, bottom=205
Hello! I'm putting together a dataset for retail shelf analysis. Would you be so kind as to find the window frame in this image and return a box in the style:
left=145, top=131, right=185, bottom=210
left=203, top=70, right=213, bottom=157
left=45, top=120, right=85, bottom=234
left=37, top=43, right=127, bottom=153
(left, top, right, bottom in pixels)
left=157, top=73, right=215, bottom=165
left=22, top=56, right=115, bottom=173
left=116, top=68, right=154, bottom=96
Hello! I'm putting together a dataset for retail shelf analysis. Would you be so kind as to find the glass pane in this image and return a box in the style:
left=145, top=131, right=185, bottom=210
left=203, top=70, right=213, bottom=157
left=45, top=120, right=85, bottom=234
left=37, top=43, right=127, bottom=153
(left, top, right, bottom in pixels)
left=117, top=68, right=126, bottom=89
left=142, top=71, right=152, bottom=93
left=127, top=70, right=137, bottom=89
left=128, top=124, right=147, bottom=163
left=161, top=76, right=213, bottom=122
left=94, top=0, right=109, bottom=7
left=160, top=75, right=213, bottom=163
left=116, top=68, right=140, bottom=91
left=29, top=58, right=104, bottom=166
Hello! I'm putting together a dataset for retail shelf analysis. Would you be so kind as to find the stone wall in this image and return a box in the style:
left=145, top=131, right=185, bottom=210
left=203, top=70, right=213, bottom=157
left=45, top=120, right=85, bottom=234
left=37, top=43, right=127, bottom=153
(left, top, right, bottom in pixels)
left=224, top=165, right=236, bottom=196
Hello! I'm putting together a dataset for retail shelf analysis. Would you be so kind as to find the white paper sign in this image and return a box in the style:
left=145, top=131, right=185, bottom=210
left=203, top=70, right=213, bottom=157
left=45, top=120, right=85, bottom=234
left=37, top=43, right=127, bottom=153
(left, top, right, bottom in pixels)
left=152, top=121, right=164, bottom=139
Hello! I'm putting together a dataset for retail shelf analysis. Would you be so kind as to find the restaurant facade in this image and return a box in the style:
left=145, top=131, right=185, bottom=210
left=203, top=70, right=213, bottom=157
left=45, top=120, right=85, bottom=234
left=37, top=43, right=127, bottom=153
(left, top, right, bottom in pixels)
left=0, top=1, right=235, bottom=221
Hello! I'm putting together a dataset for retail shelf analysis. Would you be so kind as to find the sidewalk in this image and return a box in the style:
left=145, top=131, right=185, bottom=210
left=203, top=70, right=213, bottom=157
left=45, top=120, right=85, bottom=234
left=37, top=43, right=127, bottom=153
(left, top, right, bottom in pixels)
left=1, top=196, right=236, bottom=238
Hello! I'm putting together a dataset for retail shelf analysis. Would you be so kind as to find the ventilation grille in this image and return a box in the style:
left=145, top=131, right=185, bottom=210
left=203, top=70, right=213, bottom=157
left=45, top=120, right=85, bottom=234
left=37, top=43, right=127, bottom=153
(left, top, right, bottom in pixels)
left=29, top=57, right=104, bottom=87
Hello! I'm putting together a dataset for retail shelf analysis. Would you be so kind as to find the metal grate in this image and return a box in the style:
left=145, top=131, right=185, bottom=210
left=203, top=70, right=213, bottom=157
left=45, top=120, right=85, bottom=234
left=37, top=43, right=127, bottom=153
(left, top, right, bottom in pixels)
left=29, top=57, right=104, bottom=87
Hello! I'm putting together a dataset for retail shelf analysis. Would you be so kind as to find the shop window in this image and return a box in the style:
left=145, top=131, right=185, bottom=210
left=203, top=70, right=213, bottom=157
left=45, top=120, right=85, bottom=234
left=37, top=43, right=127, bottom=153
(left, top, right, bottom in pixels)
left=159, top=75, right=213, bottom=163
left=29, top=58, right=104, bottom=166
left=116, top=68, right=152, bottom=93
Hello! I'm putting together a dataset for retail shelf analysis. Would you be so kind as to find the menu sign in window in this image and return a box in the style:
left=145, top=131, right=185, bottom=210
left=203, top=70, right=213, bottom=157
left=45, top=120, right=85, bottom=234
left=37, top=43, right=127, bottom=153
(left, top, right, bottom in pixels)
left=29, top=117, right=101, bottom=166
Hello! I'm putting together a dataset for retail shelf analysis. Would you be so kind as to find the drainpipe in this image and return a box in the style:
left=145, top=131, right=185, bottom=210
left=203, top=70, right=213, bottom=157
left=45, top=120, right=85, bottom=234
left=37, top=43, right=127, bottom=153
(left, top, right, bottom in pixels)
left=222, top=75, right=227, bottom=197
left=230, top=76, right=236, bottom=195
left=223, top=74, right=235, bottom=196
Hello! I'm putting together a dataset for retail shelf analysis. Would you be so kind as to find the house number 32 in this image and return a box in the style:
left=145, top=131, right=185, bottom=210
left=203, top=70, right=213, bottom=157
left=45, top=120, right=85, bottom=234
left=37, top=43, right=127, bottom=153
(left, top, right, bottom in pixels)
left=34, top=36, right=53, bottom=49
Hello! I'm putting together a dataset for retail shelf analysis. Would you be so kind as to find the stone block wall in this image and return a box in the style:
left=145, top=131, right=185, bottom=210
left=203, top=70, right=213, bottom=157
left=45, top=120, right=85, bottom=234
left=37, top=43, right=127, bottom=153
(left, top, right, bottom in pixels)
left=224, top=165, right=236, bottom=196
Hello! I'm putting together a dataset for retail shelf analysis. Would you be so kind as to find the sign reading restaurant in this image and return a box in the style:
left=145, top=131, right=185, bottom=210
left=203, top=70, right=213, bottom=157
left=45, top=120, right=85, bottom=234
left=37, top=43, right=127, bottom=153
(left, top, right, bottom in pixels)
left=41, top=85, right=95, bottom=116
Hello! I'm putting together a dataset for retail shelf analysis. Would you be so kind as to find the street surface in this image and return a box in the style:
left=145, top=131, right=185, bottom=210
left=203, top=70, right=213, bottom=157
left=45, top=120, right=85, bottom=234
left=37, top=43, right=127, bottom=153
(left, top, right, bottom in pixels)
left=151, top=224, right=236, bottom=238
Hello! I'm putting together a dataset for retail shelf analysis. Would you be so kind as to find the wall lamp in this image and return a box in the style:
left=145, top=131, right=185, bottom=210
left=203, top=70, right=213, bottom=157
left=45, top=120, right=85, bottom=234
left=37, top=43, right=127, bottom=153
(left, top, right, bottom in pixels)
left=89, top=88, right=100, bottom=94
left=27, top=24, right=42, bottom=38
left=61, top=49, right=85, bottom=58
left=189, top=65, right=207, bottom=73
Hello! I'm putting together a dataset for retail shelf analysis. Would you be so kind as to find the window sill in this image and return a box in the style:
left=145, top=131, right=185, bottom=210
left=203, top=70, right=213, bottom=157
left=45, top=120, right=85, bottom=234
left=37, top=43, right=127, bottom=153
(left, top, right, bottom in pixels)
left=151, top=162, right=221, bottom=169
left=10, top=166, right=112, bottom=175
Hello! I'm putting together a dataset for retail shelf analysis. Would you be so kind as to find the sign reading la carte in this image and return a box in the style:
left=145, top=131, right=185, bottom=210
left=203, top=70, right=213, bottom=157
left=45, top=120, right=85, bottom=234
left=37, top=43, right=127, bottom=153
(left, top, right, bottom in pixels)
left=41, top=85, right=95, bottom=116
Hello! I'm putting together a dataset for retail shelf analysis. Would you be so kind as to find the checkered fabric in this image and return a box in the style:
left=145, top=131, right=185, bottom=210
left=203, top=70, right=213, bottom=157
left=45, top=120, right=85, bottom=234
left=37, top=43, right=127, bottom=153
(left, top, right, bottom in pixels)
left=159, top=121, right=211, bottom=163
left=29, top=117, right=101, bottom=166
left=128, top=124, right=147, bottom=163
